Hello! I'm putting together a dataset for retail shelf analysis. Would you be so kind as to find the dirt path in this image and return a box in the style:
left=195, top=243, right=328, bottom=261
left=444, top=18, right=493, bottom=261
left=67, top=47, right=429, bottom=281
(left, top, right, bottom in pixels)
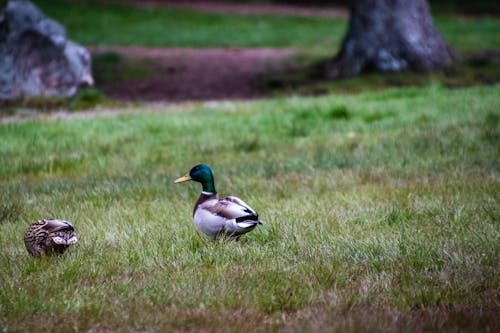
left=122, top=0, right=348, bottom=18
left=91, top=0, right=346, bottom=102
left=90, top=1, right=347, bottom=101
left=4, top=1, right=347, bottom=118
left=90, top=46, right=296, bottom=101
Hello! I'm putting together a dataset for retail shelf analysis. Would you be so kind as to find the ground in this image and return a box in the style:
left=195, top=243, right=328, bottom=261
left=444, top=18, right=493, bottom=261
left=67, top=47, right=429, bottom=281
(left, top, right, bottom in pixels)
left=90, top=0, right=344, bottom=102
left=1, top=2, right=499, bottom=332
left=85, top=1, right=499, bottom=102
left=91, top=46, right=295, bottom=101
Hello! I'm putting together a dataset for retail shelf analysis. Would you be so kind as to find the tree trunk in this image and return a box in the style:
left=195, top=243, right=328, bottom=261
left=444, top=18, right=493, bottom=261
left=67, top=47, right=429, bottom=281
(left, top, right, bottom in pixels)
left=326, top=0, right=454, bottom=78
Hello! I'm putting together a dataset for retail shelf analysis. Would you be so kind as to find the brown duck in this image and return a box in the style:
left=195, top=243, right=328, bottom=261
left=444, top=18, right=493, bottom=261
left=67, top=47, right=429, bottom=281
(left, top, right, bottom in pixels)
left=24, top=219, right=78, bottom=257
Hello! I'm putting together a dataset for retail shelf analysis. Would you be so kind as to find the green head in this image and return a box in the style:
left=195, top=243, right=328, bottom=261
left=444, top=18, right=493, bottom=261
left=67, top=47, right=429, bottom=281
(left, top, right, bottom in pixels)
left=174, top=164, right=216, bottom=193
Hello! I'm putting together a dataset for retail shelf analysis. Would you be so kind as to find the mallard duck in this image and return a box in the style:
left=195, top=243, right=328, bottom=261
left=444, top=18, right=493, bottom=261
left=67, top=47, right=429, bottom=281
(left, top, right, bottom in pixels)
left=175, top=164, right=263, bottom=240
left=24, top=219, right=78, bottom=257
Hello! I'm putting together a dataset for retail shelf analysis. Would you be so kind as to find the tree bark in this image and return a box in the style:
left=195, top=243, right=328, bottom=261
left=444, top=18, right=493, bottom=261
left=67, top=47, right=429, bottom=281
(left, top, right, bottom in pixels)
left=326, top=0, right=454, bottom=78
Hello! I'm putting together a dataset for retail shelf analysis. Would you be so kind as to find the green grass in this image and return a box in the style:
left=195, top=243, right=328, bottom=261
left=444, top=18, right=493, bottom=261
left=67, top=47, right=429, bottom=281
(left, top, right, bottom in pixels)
left=33, top=0, right=344, bottom=51
left=0, top=84, right=499, bottom=331
left=436, top=15, right=500, bottom=52
left=91, top=52, right=156, bottom=83
left=267, top=54, right=500, bottom=95
left=32, top=0, right=500, bottom=52
left=430, top=0, right=500, bottom=14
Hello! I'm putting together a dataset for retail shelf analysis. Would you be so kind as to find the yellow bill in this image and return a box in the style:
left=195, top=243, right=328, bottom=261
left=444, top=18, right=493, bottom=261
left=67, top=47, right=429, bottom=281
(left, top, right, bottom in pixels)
left=174, top=174, right=192, bottom=183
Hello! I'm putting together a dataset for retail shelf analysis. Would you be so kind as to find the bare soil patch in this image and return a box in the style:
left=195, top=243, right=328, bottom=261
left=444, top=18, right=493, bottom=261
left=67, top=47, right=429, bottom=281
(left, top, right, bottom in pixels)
left=91, top=0, right=336, bottom=102
left=90, top=46, right=296, bottom=101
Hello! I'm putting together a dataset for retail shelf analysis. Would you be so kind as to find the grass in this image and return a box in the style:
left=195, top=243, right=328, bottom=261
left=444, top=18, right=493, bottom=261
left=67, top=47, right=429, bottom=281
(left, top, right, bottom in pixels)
left=430, top=0, right=500, bottom=14
left=0, top=88, right=111, bottom=115
left=25, top=0, right=500, bottom=103
left=33, top=0, right=344, bottom=51
left=2, top=1, right=500, bottom=330
left=31, top=0, right=500, bottom=52
left=91, top=52, right=156, bottom=83
left=0, top=84, right=499, bottom=331
left=266, top=53, right=500, bottom=95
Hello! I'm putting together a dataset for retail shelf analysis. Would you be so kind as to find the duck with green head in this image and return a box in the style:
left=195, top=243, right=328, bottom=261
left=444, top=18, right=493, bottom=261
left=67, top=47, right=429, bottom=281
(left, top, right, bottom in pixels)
left=175, top=164, right=263, bottom=240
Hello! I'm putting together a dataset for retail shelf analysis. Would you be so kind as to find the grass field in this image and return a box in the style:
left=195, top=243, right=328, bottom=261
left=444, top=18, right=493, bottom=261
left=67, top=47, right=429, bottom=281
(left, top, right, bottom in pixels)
left=2, top=1, right=499, bottom=331
left=35, top=0, right=344, bottom=51
left=32, top=0, right=500, bottom=52
left=1, top=84, right=499, bottom=331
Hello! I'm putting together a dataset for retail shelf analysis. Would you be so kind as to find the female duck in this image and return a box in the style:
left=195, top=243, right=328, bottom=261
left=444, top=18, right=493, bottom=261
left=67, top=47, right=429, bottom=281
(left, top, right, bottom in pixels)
left=24, top=219, right=78, bottom=257
left=175, top=164, right=262, bottom=240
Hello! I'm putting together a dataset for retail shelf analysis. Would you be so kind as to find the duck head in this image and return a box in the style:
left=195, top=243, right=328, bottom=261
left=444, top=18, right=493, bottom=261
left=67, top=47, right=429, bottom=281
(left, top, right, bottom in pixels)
left=175, top=164, right=216, bottom=193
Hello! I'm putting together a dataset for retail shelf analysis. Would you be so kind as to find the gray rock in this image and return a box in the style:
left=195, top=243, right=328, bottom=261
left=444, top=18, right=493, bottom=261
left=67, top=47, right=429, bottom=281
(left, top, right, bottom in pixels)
left=0, top=0, right=93, bottom=100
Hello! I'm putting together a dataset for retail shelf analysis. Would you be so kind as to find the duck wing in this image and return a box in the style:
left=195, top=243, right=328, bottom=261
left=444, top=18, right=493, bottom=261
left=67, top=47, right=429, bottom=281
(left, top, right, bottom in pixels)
left=42, top=219, right=75, bottom=233
left=43, top=220, right=77, bottom=245
left=213, top=196, right=262, bottom=229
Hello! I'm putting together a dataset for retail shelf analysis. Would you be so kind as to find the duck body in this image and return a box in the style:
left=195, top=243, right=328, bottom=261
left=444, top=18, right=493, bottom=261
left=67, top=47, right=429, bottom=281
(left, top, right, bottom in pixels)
left=176, top=164, right=262, bottom=240
left=24, top=219, right=78, bottom=257
left=194, top=192, right=262, bottom=239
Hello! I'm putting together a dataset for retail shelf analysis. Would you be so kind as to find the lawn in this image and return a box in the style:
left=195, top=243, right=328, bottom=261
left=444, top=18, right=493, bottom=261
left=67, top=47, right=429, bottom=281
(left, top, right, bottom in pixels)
left=34, top=0, right=344, bottom=51
left=0, top=84, right=499, bottom=331
left=1, top=1, right=499, bottom=331
left=32, top=0, right=500, bottom=52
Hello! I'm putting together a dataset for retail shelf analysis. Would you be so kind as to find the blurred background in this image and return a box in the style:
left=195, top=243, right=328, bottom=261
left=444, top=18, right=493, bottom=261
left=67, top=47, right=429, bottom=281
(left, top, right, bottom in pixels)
left=1, top=0, right=499, bottom=109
